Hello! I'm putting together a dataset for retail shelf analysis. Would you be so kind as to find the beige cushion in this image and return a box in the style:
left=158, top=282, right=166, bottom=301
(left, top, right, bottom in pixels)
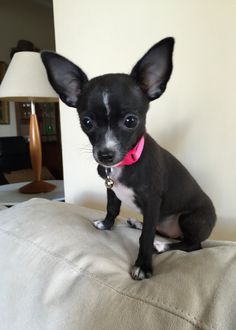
left=0, top=198, right=235, bottom=330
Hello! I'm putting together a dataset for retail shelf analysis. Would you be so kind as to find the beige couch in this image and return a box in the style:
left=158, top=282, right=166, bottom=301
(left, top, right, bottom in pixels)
left=0, top=198, right=236, bottom=330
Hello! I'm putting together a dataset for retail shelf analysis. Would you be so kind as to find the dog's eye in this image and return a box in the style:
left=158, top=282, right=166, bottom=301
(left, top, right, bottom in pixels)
left=82, top=117, right=94, bottom=131
left=124, top=115, right=138, bottom=129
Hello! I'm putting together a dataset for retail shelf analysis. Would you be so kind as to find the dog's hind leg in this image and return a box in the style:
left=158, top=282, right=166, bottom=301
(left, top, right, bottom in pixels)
left=153, top=241, right=202, bottom=253
left=154, top=205, right=216, bottom=254
left=127, top=216, right=202, bottom=254
left=127, top=218, right=171, bottom=253
left=127, top=218, right=143, bottom=230
left=178, top=205, right=216, bottom=246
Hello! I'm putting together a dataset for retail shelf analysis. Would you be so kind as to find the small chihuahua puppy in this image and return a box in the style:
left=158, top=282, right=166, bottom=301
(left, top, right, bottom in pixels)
left=41, top=37, right=216, bottom=280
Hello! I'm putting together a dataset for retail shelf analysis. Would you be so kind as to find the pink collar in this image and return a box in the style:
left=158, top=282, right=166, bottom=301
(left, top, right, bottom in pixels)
left=114, top=135, right=145, bottom=167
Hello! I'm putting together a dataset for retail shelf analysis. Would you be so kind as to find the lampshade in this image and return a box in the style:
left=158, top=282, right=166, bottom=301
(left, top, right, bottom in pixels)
left=0, top=51, right=58, bottom=102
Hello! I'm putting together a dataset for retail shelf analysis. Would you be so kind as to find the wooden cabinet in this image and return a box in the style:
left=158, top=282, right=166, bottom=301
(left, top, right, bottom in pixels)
left=15, top=102, right=63, bottom=179
left=0, top=62, right=9, bottom=125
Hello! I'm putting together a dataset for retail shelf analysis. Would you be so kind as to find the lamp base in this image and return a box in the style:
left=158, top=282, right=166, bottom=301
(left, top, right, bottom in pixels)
left=19, top=180, right=56, bottom=194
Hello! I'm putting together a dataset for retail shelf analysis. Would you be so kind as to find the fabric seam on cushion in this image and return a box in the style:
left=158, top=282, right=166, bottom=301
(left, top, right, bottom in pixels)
left=0, top=227, right=216, bottom=330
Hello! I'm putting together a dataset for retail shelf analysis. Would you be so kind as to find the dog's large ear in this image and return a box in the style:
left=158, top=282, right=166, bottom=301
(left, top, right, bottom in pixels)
left=131, top=37, right=174, bottom=101
left=41, top=51, right=88, bottom=107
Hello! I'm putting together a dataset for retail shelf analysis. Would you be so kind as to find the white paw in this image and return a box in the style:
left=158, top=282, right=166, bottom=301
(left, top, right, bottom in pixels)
left=93, top=220, right=106, bottom=230
left=130, top=266, right=152, bottom=280
left=153, top=240, right=168, bottom=253
left=127, top=218, right=143, bottom=230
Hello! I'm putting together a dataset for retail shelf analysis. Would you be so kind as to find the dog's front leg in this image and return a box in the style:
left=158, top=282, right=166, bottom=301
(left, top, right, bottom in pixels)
left=94, top=189, right=121, bottom=230
left=131, top=201, right=160, bottom=280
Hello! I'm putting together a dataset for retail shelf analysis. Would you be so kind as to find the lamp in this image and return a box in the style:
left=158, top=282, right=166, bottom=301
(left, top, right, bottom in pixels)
left=0, top=51, right=59, bottom=193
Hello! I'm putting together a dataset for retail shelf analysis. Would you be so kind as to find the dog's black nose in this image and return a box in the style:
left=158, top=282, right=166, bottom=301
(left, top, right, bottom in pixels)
left=97, top=149, right=115, bottom=164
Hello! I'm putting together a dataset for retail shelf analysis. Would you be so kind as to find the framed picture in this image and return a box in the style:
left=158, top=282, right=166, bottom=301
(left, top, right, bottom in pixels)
left=0, top=101, right=10, bottom=124
left=0, top=61, right=10, bottom=125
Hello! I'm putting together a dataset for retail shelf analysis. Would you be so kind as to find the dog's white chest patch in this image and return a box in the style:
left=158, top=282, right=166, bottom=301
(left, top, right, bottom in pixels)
left=109, top=168, right=140, bottom=213
left=112, top=183, right=140, bottom=213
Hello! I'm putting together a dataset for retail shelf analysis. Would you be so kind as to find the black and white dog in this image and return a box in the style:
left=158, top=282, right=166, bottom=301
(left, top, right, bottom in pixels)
left=41, top=37, right=216, bottom=280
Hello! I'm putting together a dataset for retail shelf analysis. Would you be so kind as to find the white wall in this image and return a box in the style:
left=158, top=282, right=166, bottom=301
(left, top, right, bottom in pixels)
left=53, top=0, right=236, bottom=240
left=0, top=0, right=55, bottom=63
